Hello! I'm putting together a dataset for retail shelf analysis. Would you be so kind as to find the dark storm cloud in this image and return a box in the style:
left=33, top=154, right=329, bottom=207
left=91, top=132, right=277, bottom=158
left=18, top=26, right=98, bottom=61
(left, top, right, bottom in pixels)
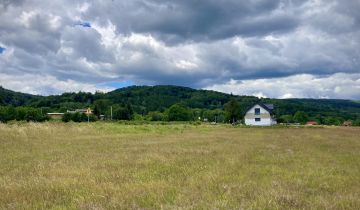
left=84, top=0, right=302, bottom=43
left=0, top=0, right=24, bottom=8
left=0, top=8, right=62, bottom=55
left=61, top=26, right=114, bottom=63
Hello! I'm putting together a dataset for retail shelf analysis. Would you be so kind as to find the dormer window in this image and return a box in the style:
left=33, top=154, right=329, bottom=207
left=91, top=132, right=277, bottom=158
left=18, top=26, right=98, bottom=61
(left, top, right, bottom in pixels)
left=255, top=108, right=260, bottom=115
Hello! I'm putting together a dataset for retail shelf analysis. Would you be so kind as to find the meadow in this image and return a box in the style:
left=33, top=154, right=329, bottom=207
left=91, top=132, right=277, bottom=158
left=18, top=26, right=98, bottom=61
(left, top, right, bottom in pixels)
left=0, top=122, right=360, bottom=209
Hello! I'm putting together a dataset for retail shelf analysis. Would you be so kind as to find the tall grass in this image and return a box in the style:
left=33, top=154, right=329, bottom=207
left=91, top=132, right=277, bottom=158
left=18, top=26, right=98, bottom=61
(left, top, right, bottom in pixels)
left=0, top=122, right=359, bottom=209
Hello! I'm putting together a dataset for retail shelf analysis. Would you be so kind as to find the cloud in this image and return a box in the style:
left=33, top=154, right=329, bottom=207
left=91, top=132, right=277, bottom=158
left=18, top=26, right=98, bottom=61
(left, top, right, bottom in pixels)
left=82, top=0, right=303, bottom=43
left=205, top=73, right=360, bottom=100
left=0, top=73, right=113, bottom=95
left=0, top=0, right=359, bottom=98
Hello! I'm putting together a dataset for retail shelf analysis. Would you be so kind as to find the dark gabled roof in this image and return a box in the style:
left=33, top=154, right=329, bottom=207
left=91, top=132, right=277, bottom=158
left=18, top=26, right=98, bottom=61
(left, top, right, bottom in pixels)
left=263, top=104, right=274, bottom=110
left=246, top=103, right=274, bottom=114
left=258, top=103, right=274, bottom=114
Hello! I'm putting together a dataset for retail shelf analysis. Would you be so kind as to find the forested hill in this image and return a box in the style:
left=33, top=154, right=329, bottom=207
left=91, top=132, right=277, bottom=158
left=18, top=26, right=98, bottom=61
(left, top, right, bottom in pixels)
left=1, top=85, right=360, bottom=121
left=0, top=86, right=41, bottom=106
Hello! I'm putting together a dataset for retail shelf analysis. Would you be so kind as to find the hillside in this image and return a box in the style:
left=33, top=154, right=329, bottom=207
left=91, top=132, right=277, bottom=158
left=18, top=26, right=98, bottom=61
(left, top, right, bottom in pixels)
left=0, top=86, right=41, bottom=106
left=1, top=85, right=360, bottom=121
left=106, top=85, right=257, bottom=112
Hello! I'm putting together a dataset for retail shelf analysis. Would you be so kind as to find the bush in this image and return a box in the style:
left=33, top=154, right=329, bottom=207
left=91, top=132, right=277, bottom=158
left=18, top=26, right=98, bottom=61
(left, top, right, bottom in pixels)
left=147, top=111, right=165, bottom=121
left=62, top=112, right=72, bottom=122
left=62, top=112, right=97, bottom=123
left=87, top=114, right=97, bottom=122
left=353, top=119, right=360, bottom=126
left=278, top=115, right=294, bottom=124
left=72, top=112, right=83, bottom=122
left=133, top=113, right=145, bottom=121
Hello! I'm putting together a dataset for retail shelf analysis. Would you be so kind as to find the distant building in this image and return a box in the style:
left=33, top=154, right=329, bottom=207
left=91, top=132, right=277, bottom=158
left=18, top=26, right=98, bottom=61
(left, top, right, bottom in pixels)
left=244, top=103, right=277, bottom=126
left=47, top=113, right=64, bottom=120
left=343, top=121, right=352, bottom=126
left=67, top=108, right=93, bottom=114
left=306, top=121, right=318, bottom=126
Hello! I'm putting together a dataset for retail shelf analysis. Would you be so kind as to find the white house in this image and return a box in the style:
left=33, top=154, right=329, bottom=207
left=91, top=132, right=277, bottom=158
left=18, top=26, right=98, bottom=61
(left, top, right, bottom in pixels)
left=244, top=104, right=277, bottom=126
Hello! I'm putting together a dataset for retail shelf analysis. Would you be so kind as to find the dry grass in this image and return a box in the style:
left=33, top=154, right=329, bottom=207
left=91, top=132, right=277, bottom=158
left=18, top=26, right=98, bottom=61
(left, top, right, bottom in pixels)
left=0, top=122, right=360, bottom=209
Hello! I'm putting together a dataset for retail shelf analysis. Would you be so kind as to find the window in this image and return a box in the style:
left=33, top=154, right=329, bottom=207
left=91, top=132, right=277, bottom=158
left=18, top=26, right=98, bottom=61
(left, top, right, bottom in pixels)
left=255, top=118, right=261, bottom=122
left=255, top=108, right=260, bottom=115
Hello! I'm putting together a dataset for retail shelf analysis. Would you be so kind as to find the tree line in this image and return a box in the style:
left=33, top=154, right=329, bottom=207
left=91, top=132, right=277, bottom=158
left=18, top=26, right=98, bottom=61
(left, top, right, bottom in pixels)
left=1, top=85, right=360, bottom=125
left=1, top=99, right=360, bottom=126
left=0, top=106, right=48, bottom=123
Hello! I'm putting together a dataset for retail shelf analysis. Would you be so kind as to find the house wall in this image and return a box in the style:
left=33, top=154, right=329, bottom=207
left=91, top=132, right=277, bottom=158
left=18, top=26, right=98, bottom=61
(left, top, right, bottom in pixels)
left=244, top=104, right=273, bottom=126
left=245, top=117, right=272, bottom=126
left=47, top=114, right=64, bottom=120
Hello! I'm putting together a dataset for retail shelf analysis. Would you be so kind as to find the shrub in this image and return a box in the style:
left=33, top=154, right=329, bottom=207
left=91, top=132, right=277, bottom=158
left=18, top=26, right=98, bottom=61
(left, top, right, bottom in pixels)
left=147, top=111, right=165, bottom=121
left=62, top=112, right=72, bottom=122
left=62, top=112, right=97, bottom=122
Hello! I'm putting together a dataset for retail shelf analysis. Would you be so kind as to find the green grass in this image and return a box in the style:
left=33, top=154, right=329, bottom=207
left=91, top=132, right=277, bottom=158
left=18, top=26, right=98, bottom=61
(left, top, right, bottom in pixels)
left=1, top=122, right=360, bottom=209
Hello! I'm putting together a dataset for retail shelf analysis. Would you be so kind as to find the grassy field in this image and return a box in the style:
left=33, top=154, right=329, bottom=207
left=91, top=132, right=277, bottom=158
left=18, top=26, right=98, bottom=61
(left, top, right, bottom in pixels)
left=0, top=122, right=360, bottom=209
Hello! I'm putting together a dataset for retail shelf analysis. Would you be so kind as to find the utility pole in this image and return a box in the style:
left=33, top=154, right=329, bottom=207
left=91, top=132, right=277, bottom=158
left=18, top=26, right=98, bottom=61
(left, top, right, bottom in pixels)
left=110, top=106, right=113, bottom=121
left=86, top=107, right=91, bottom=123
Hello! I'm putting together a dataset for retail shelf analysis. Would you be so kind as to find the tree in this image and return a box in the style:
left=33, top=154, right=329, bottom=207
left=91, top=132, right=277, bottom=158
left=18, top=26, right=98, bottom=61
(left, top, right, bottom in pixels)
left=0, top=106, right=48, bottom=122
left=112, top=104, right=134, bottom=120
left=62, top=112, right=72, bottom=122
left=24, top=108, right=42, bottom=122
left=224, top=98, right=241, bottom=123
left=293, top=111, right=309, bottom=124
left=13, top=107, right=48, bottom=122
left=71, top=112, right=83, bottom=122
left=93, top=99, right=111, bottom=117
left=61, top=112, right=97, bottom=123
left=166, top=103, right=191, bottom=121
left=15, top=107, right=27, bottom=121
left=353, top=119, right=360, bottom=126
left=314, top=114, right=325, bottom=125
left=324, top=116, right=343, bottom=126
left=191, top=108, right=203, bottom=121
left=202, top=109, right=225, bottom=123
left=278, top=115, right=294, bottom=124
left=0, top=106, right=16, bottom=123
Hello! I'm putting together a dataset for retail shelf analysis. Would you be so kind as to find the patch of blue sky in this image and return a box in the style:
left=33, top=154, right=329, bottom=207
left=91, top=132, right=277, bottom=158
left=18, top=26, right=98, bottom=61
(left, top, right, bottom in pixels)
left=0, top=46, right=6, bottom=54
left=74, top=21, right=91, bottom=28
left=99, top=80, right=134, bottom=89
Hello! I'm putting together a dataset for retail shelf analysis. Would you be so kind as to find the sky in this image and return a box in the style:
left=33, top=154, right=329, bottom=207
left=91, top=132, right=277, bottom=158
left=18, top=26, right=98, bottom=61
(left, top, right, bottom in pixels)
left=0, top=0, right=360, bottom=99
